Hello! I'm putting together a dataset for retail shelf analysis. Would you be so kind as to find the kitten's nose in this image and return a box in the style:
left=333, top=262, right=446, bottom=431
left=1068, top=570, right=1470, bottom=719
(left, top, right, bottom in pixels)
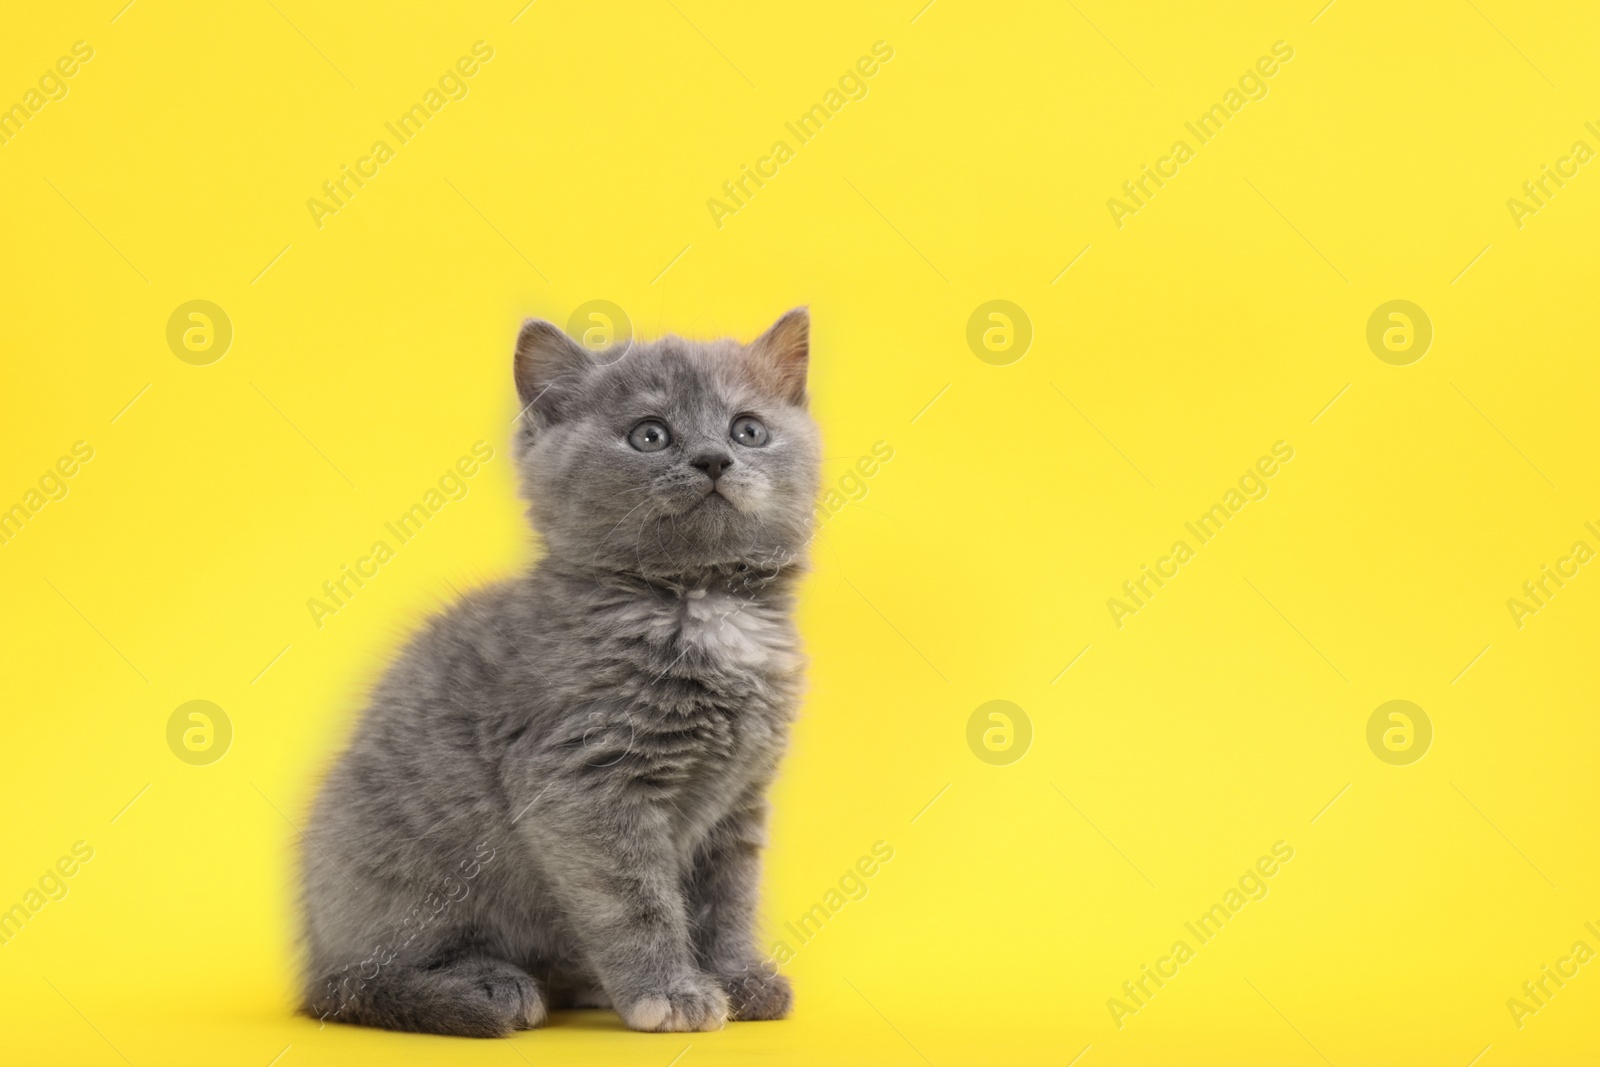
left=691, top=451, right=733, bottom=482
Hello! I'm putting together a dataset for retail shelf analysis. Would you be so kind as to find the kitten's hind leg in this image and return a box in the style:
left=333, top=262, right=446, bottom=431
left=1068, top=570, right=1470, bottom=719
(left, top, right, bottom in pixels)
left=307, top=955, right=546, bottom=1038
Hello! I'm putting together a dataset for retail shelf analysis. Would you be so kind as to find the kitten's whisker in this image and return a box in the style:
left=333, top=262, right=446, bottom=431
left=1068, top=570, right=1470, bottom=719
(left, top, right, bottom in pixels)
left=592, top=497, right=665, bottom=577
left=594, top=497, right=652, bottom=550
left=634, top=512, right=672, bottom=605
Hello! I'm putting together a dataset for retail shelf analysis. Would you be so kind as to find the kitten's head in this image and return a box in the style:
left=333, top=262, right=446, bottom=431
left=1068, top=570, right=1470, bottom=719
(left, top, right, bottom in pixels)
left=511, top=309, right=821, bottom=578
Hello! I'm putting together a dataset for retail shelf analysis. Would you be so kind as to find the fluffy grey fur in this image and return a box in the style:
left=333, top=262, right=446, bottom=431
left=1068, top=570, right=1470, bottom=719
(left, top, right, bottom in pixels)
left=299, top=310, right=819, bottom=1037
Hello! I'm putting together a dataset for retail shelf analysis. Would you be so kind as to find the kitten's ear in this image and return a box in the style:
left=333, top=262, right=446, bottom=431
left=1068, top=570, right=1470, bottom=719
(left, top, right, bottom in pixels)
left=514, top=319, right=590, bottom=424
left=748, top=307, right=810, bottom=406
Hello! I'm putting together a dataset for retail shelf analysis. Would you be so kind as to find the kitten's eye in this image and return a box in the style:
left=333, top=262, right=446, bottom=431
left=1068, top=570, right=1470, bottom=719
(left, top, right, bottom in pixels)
left=628, top=420, right=672, bottom=452
left=730, top=416, right=769, bottom=448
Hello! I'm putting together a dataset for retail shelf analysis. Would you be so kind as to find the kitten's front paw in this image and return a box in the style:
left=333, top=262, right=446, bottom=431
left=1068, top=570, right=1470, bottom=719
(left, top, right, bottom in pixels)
left=619, top=974, right=729, bottom=1032
left=720, top=965, right=792, bottom=1021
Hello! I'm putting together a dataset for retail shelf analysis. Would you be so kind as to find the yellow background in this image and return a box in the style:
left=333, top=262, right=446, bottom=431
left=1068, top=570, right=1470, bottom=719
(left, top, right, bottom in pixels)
left=3, top=1, right=1597, bottom=1063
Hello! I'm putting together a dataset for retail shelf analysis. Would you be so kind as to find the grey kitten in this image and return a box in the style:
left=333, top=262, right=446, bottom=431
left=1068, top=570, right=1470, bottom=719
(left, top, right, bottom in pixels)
left=298, top=309, right=819, bottom=1037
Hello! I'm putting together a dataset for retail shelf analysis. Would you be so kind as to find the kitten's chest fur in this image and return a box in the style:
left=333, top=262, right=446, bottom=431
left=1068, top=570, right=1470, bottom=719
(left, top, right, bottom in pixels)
left=525, top=567, right=803, bottom=840
left=657, top=581, right=801, bottom=681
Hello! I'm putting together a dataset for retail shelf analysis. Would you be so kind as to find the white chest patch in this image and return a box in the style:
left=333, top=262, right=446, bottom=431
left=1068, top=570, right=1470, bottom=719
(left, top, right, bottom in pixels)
left=681, top=587, right=789, bottom=669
